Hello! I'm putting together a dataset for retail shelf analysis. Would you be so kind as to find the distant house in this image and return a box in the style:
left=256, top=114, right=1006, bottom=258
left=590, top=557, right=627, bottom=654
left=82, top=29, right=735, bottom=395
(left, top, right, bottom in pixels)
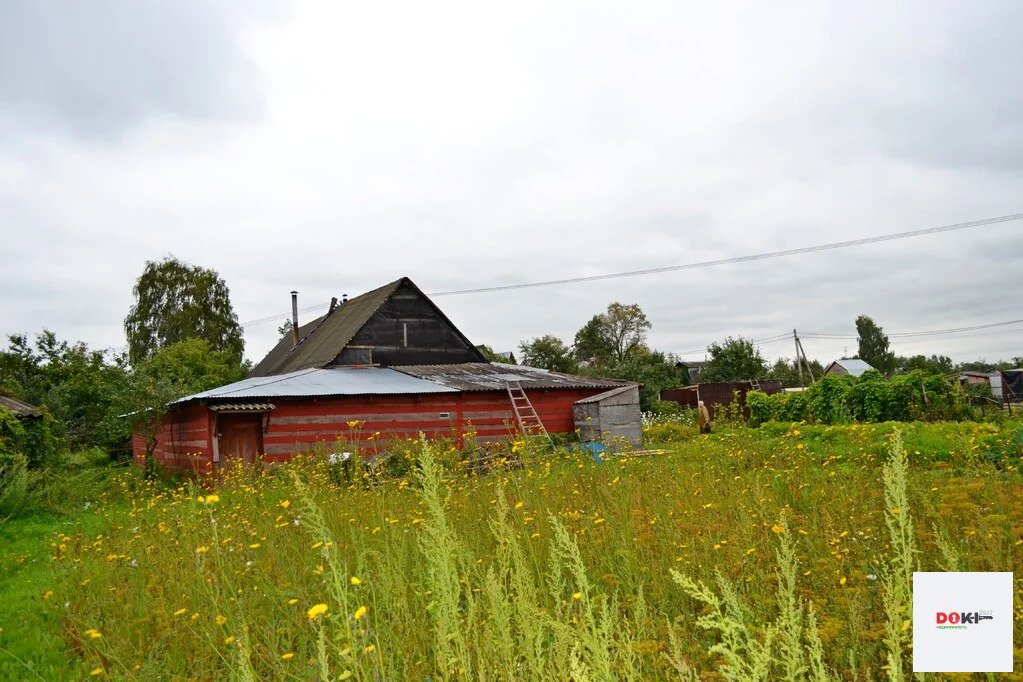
left=676, top=360, right=707, bottom=384
left=495, top=351, right=516, bottom=364
left=823, top=359, right=874, bottom=378
left=133, top=277, right=638, bottom=473
left=959, top=371, right=1002, bottom=400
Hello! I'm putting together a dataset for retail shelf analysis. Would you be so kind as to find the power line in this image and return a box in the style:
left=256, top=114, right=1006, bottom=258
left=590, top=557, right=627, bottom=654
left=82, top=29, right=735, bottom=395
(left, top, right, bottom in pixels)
left=238, top=211, right=1022, bottom=327
left=428, top=212, right=1023, bottom=296
left=801, top=318, right=1023, bottom=340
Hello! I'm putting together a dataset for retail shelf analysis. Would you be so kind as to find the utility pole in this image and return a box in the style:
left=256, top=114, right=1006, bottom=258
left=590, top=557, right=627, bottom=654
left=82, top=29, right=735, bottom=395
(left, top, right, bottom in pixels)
left=794, top=330, right=816, bottom=384
left=794, top=329, right=804, bottom=387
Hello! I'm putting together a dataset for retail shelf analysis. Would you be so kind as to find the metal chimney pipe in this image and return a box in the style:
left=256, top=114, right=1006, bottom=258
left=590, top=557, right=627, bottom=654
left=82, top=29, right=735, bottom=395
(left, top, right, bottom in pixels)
left=290, top=291, right=300, bottom=347
left=328, top=296, right=338, bottom=314
left=342, top=293, right=348, bottom=304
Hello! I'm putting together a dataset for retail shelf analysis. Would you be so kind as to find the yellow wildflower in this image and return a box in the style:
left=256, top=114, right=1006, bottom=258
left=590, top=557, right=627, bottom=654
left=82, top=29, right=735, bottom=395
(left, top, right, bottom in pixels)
left=224, top=636, right=235, bottom=644
left=288, top=598, right=298, bottom=605
left=279, top=500, right=291, bottom=509
left=216, top=615, right=227, bottom=625
left=195, top=546, right=209, bottom=554
left=307, top=603, right=329, bottom=620
left=572, top=592, right=582, bottom=600
left=353, top=605, right=367, bottom=620
left=350, top=576, right=361, bottom=585
left=281, top=652, right=294, bottom=660
left=90, top=669, right=104, bottom=677
left=771, top=525, right=784, bottom=534
left=173, top=608, right=187, bottom=617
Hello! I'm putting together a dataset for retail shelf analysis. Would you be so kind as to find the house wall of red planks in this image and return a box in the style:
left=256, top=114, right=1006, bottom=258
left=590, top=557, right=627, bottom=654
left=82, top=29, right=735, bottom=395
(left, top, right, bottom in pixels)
left=132, top=403, right=213, bottom=474
left=138, top=388, right=605, bottom=471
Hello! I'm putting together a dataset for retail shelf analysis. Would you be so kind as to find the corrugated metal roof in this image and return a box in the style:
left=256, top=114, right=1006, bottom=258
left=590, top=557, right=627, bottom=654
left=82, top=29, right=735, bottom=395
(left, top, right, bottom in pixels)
left=0, top=395, right=42, bottom=417
left=393, top=363, right=631, bottom=392
left=176, top=367, right=457, bottom=404
left=828, top=359, right=875, bottom=377
left=249, top=280, right=403, bottom=377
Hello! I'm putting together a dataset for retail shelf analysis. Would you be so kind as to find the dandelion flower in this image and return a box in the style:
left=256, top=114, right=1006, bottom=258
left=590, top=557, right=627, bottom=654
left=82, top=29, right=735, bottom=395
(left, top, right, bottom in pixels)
left=770, top=525, right=784, bottom=534
left=224, top=636, right=235, bottom=644
left=364, top=644, right=375, bottom=654
left=204, top=494, right=220, bottom=504
left=307, top=603, right=329, bottom=620
left=216, top=615, right=227, bottom=625
left=353, top=605, right=368, bottom=620
left=85, top=629, right=103, bottom=639
left=195, top=546, right=209, bottom=554
left=279, top=500, right=291, bottom=509
left=350, top=576, right=361, bottom=585
left=572, top=592, right=582, bottom=600
left=281, top=653, right=294, bottom=660
left=249, top=543, right=261, bottom=549
left=514, top=501, right=524, bottom=509
left=288, top=598, right=298, bottom=605
left=89, top=668, right=104, bottom=676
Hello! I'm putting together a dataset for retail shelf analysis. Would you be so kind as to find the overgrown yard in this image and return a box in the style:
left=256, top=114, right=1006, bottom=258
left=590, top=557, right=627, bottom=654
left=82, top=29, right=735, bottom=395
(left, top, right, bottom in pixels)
left=2, top=422, right=1021, bottom=679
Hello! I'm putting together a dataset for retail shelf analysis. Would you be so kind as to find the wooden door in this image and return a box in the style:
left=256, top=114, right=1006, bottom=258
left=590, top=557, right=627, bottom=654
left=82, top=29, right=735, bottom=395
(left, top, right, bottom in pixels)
left=218, top=414, right=263, bottom=466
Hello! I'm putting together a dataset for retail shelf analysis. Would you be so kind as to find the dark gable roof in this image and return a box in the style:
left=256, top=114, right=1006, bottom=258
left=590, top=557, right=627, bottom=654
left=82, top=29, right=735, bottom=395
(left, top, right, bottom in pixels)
left=249, top=277, right=486, bottom=378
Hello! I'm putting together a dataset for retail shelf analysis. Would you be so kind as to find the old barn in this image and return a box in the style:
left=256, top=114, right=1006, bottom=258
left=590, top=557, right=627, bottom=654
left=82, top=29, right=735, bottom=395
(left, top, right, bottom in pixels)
left=133, top=277, right=637, bottom=473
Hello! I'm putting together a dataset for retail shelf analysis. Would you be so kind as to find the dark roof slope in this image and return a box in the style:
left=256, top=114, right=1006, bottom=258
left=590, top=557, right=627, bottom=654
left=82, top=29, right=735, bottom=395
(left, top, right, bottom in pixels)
left=250, top=279, right=403, bottom=377
left=249, top=277, right=487, bottom=378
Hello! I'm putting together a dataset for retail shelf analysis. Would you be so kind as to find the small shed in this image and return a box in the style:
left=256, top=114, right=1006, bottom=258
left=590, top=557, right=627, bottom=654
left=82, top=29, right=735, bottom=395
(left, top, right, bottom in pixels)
left=573, top=384, right=642, bottom=447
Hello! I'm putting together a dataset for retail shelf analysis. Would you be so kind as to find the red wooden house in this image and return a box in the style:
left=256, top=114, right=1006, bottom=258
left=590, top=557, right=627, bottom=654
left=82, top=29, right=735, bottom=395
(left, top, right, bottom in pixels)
left=133, top=277, right=637, bottom=473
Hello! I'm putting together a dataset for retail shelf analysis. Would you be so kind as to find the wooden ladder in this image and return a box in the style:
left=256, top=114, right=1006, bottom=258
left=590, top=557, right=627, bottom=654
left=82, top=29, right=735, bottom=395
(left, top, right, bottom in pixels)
left=749, top=379, right=761, bottom=391
left=506, top=381, right=552, bottom=443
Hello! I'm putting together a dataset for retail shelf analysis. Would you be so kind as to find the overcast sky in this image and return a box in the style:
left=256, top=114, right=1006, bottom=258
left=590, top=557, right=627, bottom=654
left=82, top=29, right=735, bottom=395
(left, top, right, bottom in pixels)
left=1, top=0, right=1021, bottom=367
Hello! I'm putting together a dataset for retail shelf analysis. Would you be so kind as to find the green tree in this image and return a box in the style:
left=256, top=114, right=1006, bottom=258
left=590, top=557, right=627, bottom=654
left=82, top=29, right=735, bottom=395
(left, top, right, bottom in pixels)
left=571, top=303, right=651, bottom=365
left=855, top=315, right=895, bottom=376
left=700, top=337, right=769, bottom=382
left=115, top=365, right=179, bottom=479
left=518, top=335, right=578, bottom=373
left=0, top=331, right=131, bottom=453
left=896, top=354, right=953, bottom=375
left=582, top=348, right=685, bottom=411
left=143, top=338, right=247, bottom=395
left=573, top=315, right=611, bottom=365
left=768, top=357, right=826, bottom=388
left=124, top=256, right=244, bottom=366
left=278, top=318, right=293, bottom=340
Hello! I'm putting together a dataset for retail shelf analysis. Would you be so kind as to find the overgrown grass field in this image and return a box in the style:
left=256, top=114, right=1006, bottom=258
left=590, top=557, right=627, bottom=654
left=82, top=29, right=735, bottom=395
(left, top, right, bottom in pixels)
left=2, top=421, right=1021, bottom=679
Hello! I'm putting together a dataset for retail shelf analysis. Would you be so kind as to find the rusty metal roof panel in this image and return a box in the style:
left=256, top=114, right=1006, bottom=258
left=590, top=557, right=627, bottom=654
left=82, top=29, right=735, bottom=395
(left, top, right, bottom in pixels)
left=177, top=367, right=458, bottom=404
left=392, top=363, right=632, bottom=392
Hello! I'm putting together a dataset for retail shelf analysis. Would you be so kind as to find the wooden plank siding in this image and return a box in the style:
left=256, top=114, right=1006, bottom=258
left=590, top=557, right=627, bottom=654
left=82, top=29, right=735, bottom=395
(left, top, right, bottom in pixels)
left=139, top=388, right=605, bottom=473
left=132, top=403, right=213, bottom=474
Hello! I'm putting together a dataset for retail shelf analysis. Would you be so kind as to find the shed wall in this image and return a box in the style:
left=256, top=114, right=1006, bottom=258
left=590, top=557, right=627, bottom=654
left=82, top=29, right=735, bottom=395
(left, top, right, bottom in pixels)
left=132, top=403, right=213, bottom=474
left=573, top=386, right=642, bottom=447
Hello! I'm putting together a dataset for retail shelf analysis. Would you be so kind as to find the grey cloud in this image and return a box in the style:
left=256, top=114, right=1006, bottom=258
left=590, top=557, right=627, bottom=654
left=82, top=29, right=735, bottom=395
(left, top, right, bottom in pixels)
left=0, top=0, right=270, bottom=138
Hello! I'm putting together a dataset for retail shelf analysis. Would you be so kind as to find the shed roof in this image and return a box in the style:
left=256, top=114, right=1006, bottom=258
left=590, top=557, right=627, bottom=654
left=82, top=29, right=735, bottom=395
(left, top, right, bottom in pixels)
left=177, top=367, right=457, bottom=404
left=393, top=363, right=630, bottom=392
left=574, top=384, right=640, bottom=404
left=0, top=395, right=42, bottom=417
left=826, top=358, right=874, bottom=377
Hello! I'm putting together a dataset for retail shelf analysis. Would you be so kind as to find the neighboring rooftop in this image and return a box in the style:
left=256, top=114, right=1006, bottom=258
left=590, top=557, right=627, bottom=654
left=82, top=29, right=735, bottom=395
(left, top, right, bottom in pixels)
left=0, top=395, right=42, bottom=417
left=824, top=358, right=875, bottom=377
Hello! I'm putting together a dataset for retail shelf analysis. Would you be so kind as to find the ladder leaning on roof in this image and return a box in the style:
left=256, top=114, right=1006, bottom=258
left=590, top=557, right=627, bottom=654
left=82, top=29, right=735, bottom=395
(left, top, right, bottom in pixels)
left=505, top=381, right=552, bottom=443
